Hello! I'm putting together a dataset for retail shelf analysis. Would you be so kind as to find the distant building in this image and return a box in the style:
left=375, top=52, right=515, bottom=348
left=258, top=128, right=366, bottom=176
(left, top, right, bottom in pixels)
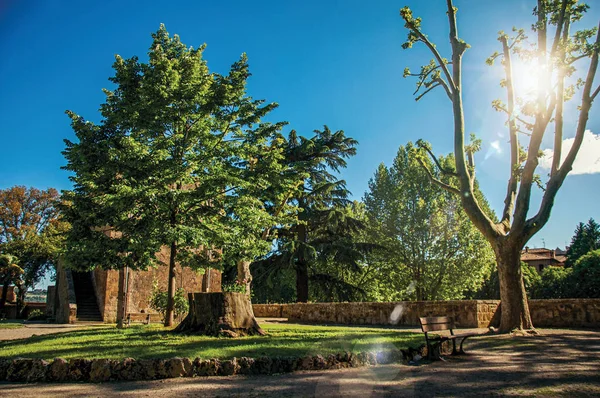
left=521, top=247, right=567, bottom=273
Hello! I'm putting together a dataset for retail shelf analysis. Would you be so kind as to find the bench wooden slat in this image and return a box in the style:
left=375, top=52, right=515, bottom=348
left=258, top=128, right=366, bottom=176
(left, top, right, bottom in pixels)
left=419, top=316, right=455, bottom=332
left=419, top=316, right=451, bottom=325
left=421, top=323, right=454, bottom=332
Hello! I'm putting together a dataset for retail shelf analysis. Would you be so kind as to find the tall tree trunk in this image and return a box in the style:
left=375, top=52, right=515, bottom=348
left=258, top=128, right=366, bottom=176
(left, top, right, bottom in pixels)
left=296, top=223, right=309, bottom=303
left=164, top=241, right=177, bottom=327
left=16, top=285, right=25, bottom=318
left=236, top=259, right=252, bottom=298
left=296, top=263, right=309, bottom=303
left=116, top=268, right=126, bottom=328
left=0, top=281, right=9, bottom=310
left=495, top=242, right=534, bottom=332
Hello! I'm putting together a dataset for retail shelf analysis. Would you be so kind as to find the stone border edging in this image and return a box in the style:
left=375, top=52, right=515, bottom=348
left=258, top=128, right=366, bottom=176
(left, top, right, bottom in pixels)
left=0, top=347, right=427, bottom=383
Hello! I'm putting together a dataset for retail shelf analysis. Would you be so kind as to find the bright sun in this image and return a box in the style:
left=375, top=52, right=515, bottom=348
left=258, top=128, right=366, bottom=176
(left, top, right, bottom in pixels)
left=511, top=58, right=542, bottom=97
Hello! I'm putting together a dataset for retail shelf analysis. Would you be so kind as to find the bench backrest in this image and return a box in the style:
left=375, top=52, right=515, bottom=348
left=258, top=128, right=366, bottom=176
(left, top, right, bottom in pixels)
left=419, top=316, right=455, bottom=333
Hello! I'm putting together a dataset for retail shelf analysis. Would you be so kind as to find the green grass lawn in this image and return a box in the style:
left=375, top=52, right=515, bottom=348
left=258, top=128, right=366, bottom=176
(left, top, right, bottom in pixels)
left=0, top=320, right=24, bottom=329
left=0, top=323, right=423, bottom=360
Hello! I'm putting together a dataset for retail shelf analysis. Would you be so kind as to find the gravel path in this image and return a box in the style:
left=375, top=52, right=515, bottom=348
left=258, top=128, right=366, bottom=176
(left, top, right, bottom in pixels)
left=2, top=328, right=599, bottom=397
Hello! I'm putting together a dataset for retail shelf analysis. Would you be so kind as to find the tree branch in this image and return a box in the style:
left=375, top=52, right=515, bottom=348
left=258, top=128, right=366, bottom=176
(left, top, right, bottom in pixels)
left=552, top=18, right=570, bottom=176
left=420, top=145, right=458, bottom=177
left=550, top=0, right=569, bottom=57
left=569, top=54, right=590, bottom=65
left=411, top=31, right=455, bottom=92
left=496, top=34, right=520, bottom=231
left=410, top=63, right=453, bottom=95
left=416, top=157, right=461, bottom=196
left=591, top=85, right=600, bottom=101
left=415, top=83, right=441, bottom=101
left=494, top=103, right=535, bottom=130
left=467, top=151, right=476, bottom=184
left=435, top=77, right=453, bottom=100
left=524, top=22, right=600, bottom=242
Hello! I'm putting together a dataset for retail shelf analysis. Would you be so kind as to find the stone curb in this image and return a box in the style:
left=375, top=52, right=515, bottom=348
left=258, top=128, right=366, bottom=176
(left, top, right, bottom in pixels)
left=0, top=346, right=427, bottom=383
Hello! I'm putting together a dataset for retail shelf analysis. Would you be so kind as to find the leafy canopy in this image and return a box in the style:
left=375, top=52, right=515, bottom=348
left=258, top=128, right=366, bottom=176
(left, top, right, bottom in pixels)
left=363, top=143, right=495, bottom=301
left=63, top=25, right=299, bottom=273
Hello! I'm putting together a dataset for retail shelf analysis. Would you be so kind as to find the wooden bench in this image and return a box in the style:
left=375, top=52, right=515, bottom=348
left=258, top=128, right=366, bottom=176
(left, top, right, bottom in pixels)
left=419, top=316, right=485, bottom=359
left=126, top=313, right=162, bottom=325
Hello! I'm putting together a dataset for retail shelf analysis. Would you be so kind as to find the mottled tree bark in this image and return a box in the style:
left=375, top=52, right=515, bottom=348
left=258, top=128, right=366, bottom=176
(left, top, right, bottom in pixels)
left=175, top=292, right=265, bottom=337
left=236, top=259, right=252, bottom=298
left=495, top=243, right=533, bottom=332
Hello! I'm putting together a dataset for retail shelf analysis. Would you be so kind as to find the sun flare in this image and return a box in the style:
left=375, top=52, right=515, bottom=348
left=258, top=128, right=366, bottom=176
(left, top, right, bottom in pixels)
left=512, top=57, right=552, bottom=100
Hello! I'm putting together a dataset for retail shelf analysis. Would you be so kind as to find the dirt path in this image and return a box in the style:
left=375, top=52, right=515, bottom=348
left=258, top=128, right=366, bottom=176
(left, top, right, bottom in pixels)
left=0, top=323, right=100, bottom=341
left=2, top=328, right=599, bottom=397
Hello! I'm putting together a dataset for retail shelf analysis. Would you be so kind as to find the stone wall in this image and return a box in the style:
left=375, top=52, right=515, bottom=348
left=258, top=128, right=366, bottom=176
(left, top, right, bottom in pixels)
left=529, top=299, right=600, bottom=328
left=254, top=301, right=480, bottom=328
left=0, top=348, right=410, bottom=383
left=253, top=299, right=600, bottom=329
left=93, top=267, right=110, bottom=320
left=476, top=300, right=501, bottom=328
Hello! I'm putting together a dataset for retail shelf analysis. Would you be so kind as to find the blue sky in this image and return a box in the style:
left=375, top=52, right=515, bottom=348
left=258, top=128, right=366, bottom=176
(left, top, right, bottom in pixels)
left=1, top=0, right=599, bottom=249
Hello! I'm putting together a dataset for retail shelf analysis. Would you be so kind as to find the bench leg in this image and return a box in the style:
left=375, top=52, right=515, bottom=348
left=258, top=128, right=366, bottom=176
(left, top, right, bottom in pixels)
left=452, top=339, right=457, bottom=355
left=458, top=336, right=471, bottom=354
left=426, top=342, right=435, bottom=360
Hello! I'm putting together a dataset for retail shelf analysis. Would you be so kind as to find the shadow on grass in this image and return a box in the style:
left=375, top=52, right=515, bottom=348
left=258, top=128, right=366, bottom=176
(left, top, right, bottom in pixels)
left=0, top=324, right=423, bottom=360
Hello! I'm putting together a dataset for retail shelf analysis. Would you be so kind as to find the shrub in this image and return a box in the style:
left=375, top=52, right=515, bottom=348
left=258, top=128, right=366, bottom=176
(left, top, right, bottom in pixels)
left=26, top=309, right=45, bottom=321
left=148, top=281, right=189, bottom=320
left=570, top=249, right=600, bottom=298
left=222, top=279, right=247, bottom=294
left=531, top=266, right=572, bottom=299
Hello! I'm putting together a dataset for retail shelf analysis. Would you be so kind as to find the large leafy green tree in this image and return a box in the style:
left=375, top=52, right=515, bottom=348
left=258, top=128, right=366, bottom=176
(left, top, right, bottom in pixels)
left=63, top=25, right=296, bottom=327
left=252, top=127, right=361, bottom=303
left=364, top=143, right=494, bottom=301
left=0, top=186, right=65, bottom=314
left=566, top=218, right=600, bottom=266
left=399, top=1, right=599, bottom=331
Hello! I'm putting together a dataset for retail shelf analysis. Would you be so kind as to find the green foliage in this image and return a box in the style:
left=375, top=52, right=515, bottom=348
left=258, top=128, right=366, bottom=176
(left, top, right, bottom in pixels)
left=148, top=281, right=189, bottom=320
left=252, top=127, right=365, bottom=303
left=570, top=249, right=600, bottom=298
left=0, top=254, right=23, bottom=288
left=26, top=309, right=45, bottom=321
left=0, top=186, right=65, bottom=312
left=222, top=281, right=247, bottom=294
left=248, top=266, right=296, bottom=303
left=62, top=25, right=302, bottom=323
left=531, top=266, right=572, bottom=299
left=363, top=143, right=495, bottom=301
left=469, top=262, right=540, bottom=299
left=566, top=219, right=600, bottom=267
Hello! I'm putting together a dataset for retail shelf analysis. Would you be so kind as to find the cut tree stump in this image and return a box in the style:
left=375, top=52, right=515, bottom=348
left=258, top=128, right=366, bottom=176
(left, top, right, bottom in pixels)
left=174, top=292, right=265, bottom=337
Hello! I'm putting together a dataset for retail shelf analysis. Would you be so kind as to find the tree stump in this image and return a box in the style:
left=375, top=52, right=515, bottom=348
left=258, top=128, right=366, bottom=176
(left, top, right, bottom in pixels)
left=174, top=292, right=265, bottom=337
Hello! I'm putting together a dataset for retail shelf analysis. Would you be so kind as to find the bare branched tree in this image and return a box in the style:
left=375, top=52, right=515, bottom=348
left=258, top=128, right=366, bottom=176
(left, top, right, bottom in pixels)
left=400, top=0, right=599, bottom=332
